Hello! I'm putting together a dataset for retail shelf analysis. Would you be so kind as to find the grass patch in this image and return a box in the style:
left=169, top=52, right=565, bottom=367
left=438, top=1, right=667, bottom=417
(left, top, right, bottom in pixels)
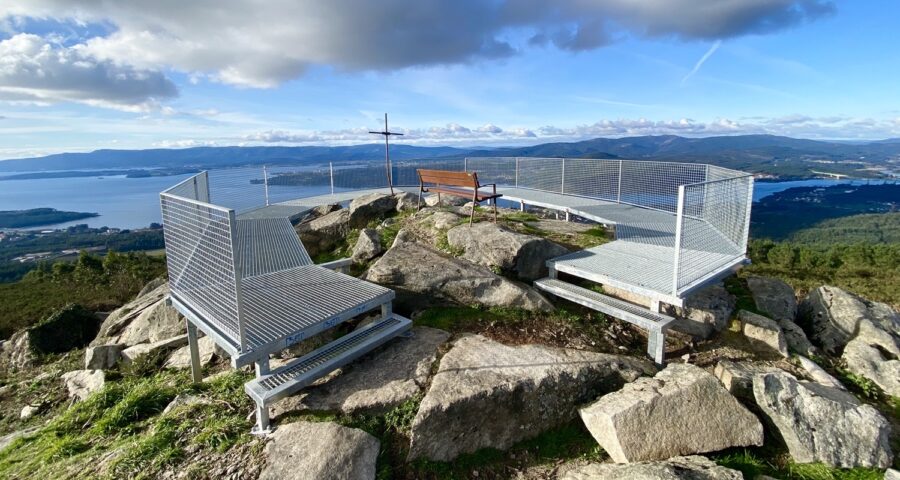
left=724, top=276, right=765, bottom=316
left=714, top=448, right=885, bottom=480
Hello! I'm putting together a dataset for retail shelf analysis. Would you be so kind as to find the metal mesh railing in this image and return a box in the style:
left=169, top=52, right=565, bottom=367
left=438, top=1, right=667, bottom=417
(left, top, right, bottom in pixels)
left=160, top=178, right=244, bottom=346
left=673, top=174, right=754, bottom=293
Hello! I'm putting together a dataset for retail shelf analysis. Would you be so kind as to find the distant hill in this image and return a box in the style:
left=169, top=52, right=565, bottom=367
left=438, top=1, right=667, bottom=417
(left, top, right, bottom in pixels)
left=3, top=134, right=899, bottom=178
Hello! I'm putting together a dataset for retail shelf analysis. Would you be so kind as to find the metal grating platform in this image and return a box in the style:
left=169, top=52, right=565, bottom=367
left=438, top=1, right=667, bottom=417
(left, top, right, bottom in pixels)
left=245, top=314, right=412, bottom=405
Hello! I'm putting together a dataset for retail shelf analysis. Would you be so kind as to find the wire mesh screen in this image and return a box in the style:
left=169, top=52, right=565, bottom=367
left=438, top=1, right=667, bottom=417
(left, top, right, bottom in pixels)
left=393, top=158, right=466, bottom=186
left=207, top=167, right=268, bottom=213
left=620, top=161, right=706, bottom=213
left=464, top=157, right=516, bottom=187
left=562, top=158, right=620, bottom=200
left=675, top=174, right=754, bottom=292
left=517, top=157, right=564, bottom=193
left=264, top=165, right=333, bottom=204
left=160, top=187, right=243, bottom=345
left=165, top=171, right=210, bottom=201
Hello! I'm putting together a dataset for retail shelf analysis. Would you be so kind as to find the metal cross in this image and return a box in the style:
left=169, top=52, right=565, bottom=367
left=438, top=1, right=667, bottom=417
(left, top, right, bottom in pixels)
left=369, top=113, right=403, bottom=195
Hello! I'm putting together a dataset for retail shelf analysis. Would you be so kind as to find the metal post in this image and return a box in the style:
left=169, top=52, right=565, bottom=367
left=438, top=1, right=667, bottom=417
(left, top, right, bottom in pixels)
left=329, top=162, right=335, bottom=196
left=671, top=186, right=685, bottom=296
left=464, top=157, right=468, bottom=172
left=263, top=166, right=270, bottom=206
left=561, top=158, right=566, bottom=194
left=228, top=209, right=248, bottom=352
left=617, top=160, right=623, bottom=203
left=515, top=157, right=519, bottom=188
left=186, top=319, right=202, bottom=383
left=740, top=177, right=755, bottom=254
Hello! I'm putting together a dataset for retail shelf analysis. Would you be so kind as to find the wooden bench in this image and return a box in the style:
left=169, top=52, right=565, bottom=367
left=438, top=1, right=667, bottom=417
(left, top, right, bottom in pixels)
left=416, top=169, right=502, bottom=225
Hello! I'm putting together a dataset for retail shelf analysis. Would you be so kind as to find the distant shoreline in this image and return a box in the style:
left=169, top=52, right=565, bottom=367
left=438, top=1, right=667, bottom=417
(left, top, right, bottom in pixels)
left=0, top=208, right=100, bottom=229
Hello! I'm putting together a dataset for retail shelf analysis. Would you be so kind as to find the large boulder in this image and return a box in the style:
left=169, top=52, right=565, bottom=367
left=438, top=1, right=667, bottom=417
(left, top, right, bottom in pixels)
left=842, top=319, right=900, bottom=396
left=746, top=276, right=797, bottom=322
left=121, top=334, right=188, bottom=364
left=295, top=209, right=350, bottom=257
left=164, top=335, right=223, bottom=369
left=796, top=356, right=845, bottom=391
left=421, top=211, right=463, bottom=230
left=0, top=331, right=34, bottom=370
left=394, top=192, right=420, bottom=211
left=258, top=421, right=379, bottom=480
left=348, top=193, right=397, bottom=227
left=803, top=285, right=899, bottom=354
left=580, top=363, right=763, bottom=463
left=84, top=344, right=125, bottom=370
left=274, top=327, right=450, bottom=416
left=363, top=241, right=552, bottom=312
left=92, top=282, right=184, bottom=348
left=446, top=222, right=569, bottom=281
left=753, top=371, right=892, bottom=468
left=351, top=228, right=382, bottom=263
left=746, top=276, right=815, bottom=355
left=61, top=369, right=105, bottom=401
left=713, top=360, right=780, bottom=401
left=666, top=284, right=735, bottom=339
left=407, top=335, right=654, bottom=461
left=424, top=194, right=468, bottom=207
left=737, top=310, right=788, bottom=357
left=561, top=456, right=743, bottom=480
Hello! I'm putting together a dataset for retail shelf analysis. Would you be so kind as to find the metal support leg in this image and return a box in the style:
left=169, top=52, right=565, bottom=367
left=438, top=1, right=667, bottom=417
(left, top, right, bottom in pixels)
left=548, top=265, right=558, bottom=279
left=186, top=319, right=202, bottom=383
left=252, top=357, right=272, bottom=435
left=647, top=327, right=666, bottom=365
left=519, top=200, right=525, bottom=212
left=565, top=211, right=571, bottom=222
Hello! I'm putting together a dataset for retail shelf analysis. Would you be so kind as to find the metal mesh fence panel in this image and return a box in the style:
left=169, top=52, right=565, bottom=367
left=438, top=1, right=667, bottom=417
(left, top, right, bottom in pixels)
left=562, top=158, right=620, bottom=200
left=207, top=167, right=268, bottom=213
left=517, top=157, right=564, bottom=193
left=464, top=157, right=516, bottom=187
left=674, top=174, right=754, bottom=292
left=393, top=158, right=466, bottom=187
left=160, top=187, right=243, bottom=345
left=620, top=161, right=706, bottom=213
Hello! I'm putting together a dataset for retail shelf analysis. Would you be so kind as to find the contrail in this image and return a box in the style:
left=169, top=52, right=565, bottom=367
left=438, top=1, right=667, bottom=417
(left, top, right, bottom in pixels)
left=681, top=40, right=722, bottom=85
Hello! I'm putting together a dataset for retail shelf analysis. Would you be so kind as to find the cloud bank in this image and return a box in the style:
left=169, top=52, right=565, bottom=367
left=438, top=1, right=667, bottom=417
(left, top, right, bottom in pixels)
left=1, top=0, right=834, bottom=95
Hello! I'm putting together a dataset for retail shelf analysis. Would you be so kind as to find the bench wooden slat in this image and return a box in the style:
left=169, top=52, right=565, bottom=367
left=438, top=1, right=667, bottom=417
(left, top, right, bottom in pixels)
left=417, top=169, right=477, bottom=187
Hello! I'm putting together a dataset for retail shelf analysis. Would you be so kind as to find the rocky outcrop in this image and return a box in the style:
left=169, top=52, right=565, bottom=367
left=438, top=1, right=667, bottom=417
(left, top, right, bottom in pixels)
left=296, top=209, right=350, bottom=257
left=420, top=211, right=462, bottom=230
left=363, top=241, right=552, bottom=312
left=92, top=282, right=183, bottom=348
left=667, top=284, right=735, bottom=339
left=446, top=222, right=569, bottom=281
left=407, top=335, right=654, bottom=461
left=747, top=276, right=797, bottom=322
left=796, top=356, right=845, bottom=391
left=561, top=456, right=743, bottom=480
left=842, top=319, right=900, bottom=396
left=274, top=327, right=450, bottom=416
left=28, top=304, right=102, bottom=354
left=351, top=228, right=382, bottom=263
left=84, top=344, right=125, bottom=370
left=394, top=192, right=420, bottom=211
left=713, top=360, right=780, bottom=401
left=61, top=369, right=105, bottom=401
left=738, top=310, right=788, bottom=357
left=164, top=336, right=222, bottom=369
left=349, top=193, right=397, bottom=227
left=258, top=421, right=379, bottom=480
left=424, top=194, right=468, bottom=207
left=0, top=331, right=33, bottom=370
left=580, top=363, right=763, bottom=463
left=753, top=371, right=892, bottom=468
left=803, top=285, right=899, bottom=354
left=121, top=334, right=188, bottom=364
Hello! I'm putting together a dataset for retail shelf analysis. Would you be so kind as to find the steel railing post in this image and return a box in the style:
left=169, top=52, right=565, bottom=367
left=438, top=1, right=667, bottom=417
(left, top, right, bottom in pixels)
left=329, top=162, right=335, bottom=196
left=561, top=158, right=566, bottom=194
left=464, top=157, right=468, bottom=172
left=228, top=209, right=248, bottom=352
left=617, top=160, right=623, bottom=203
left=263, top=166, right=270, bottom=206
left=671, top=185, right=685, bottom=296
left=740, top=177, right=755, bottom=254
left=515, top=157, right=519, bottom=188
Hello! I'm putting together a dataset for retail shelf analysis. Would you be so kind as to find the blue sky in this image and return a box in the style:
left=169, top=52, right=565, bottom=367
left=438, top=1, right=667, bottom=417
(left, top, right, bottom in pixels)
left=1, top=1, right=898, bottom=159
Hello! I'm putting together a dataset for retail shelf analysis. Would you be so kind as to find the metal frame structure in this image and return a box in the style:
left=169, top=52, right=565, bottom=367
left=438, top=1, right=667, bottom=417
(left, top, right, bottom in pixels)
left=160, top=172, right=411, bottom=434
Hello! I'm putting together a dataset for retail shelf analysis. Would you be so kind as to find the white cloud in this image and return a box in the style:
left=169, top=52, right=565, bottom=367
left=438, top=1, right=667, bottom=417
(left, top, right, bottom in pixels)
left=1, top=1, right=834, bottom=88
left=0, top=33, right=177, bottom=110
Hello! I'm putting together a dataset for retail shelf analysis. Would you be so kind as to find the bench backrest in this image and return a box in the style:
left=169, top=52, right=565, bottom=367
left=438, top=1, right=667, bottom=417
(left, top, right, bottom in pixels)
left=417, top=169, right=480, bottom=188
